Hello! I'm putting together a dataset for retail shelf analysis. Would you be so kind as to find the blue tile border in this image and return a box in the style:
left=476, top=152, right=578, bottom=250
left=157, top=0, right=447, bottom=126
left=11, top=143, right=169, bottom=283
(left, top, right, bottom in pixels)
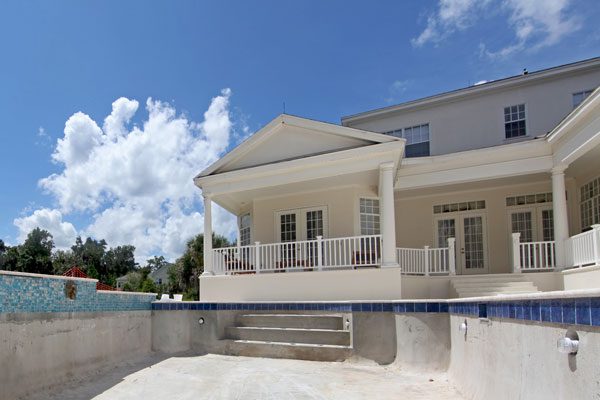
left=152, top=296, right=600, bottom=328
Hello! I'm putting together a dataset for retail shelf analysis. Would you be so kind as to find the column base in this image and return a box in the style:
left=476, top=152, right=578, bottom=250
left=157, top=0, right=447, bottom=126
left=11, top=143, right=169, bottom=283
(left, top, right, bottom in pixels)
left=201, top=271, right=215, bottom=276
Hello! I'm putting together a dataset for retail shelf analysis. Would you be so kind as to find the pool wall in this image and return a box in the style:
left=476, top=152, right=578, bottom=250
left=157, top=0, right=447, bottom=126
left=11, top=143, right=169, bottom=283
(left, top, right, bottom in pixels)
left=0, top=271, right=155, bottom=400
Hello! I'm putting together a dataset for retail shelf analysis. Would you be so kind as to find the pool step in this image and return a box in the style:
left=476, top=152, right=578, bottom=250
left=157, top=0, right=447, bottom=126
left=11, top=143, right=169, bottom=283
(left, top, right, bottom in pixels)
left=226, top=326, right=350, bottom=346
left=236, top=314, right=344, bottom=330
left=223, top=313, right=352, bottom=361
left=224, top=339, right=353, bottom=362
left=452, top=275, right=539, bottom=298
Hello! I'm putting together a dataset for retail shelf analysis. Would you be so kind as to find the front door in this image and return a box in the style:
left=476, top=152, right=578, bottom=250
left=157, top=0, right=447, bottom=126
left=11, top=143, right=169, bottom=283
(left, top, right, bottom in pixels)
left=435, top=212, right=489, bottom=274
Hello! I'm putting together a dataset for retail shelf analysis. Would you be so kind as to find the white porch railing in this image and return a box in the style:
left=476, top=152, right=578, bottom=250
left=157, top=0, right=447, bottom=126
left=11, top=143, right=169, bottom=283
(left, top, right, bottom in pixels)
left=396, top=238, right=456, bottom=276
left=565, top=225, right=600, bottom=268
left=212, top=234, right=382, bottom=275
left=511, top=233, right=556, bottom=272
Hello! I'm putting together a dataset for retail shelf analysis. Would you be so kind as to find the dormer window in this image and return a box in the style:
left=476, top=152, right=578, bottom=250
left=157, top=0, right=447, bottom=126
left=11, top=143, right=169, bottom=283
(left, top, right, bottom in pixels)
left=504, top=104, right=526, bottom=139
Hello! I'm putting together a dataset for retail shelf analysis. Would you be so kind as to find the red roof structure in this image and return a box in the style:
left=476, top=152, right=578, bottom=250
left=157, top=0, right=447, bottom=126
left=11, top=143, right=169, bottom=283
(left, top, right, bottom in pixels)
left=63, top=267, right=116, bottom=291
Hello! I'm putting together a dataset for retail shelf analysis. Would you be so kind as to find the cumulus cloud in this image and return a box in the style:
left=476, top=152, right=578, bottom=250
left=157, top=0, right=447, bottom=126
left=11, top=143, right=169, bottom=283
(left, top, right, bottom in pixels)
left=14, top=208, right=77, bottom=249
left=19, top=89, right=236, bottom=261
left=412, top=0, right=580, bottom=57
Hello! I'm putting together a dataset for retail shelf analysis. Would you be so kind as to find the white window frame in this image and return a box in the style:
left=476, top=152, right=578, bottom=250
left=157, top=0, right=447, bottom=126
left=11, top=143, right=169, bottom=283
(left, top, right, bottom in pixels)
left=383, top=123, right=430, bottom=157
left=580, top=176, right=600, bottom=231
left=274, top=206, right=329, bottom=242
left=572, top=89, right=594, bottom=109
left=358, top=197, right=380, bottom=236
left=238, top=213, right=252, bottom=246
left=503, top=103, right=527, bottom=139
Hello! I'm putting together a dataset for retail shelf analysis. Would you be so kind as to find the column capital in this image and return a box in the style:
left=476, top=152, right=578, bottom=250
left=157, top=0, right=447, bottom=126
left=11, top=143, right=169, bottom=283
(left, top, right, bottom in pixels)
left=379, top=161, right=395, bottom=171
left=551, top=164, right=568, bottom=175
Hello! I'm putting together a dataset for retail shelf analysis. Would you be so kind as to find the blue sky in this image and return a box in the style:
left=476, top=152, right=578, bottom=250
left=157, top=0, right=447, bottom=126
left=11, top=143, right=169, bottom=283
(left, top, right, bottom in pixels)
left=0, top=0, right=598, bottom=262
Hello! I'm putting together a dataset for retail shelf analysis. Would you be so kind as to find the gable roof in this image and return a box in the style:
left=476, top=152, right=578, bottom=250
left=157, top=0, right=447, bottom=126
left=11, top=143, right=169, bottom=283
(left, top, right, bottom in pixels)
left=196, top=114, right=400, bottom=178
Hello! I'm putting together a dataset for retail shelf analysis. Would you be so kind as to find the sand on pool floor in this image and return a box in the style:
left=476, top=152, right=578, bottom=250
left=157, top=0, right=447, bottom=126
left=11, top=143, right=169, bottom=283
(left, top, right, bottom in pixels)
left=25, top=353, right=465, bottom=400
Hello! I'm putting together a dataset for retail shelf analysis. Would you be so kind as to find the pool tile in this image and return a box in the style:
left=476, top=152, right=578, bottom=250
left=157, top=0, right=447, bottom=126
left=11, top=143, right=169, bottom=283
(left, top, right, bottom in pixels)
left=575, top=298, right=591, bottom=326
left=562, top=300, right=575, bottom=324
left=427, top=302, right=440, bottom=313
left=502, top=303, right=509, bottom=318
left=405, top=303, right=415, bottom=313
left=373, top=303, right=383, bottom=312
left=529, top=301, right=540, bottom=322
left=414, top=303, right=426, bottom=313
left=360, top=303, right=372, bottom=312
left=540, top=300, right=552, bottom=322
left=550, top=300, right=562, bottom=324
left=478, top=303, right=487, bottom=318
left=439, top=302, right=449, bottom=313
left=382, top=303, right=393, bottom=312
left=591, top=298, right=600, bottom=326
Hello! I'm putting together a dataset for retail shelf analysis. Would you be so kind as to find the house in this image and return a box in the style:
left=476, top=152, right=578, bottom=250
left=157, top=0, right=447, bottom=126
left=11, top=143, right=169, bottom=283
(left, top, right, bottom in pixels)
left=149, top=264, right=170, bottom=286
left=194, top=57, right=600, bottom=302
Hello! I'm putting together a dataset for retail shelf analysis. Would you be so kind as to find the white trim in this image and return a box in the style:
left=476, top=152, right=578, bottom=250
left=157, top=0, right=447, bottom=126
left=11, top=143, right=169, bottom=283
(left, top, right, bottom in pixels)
left=274, top=206, right=329, bottom=242
left=0, top=269, right=98, bottom=282
left=197, top=141, right=404, bottom=196
left=197, top=114, right=402, bottom=178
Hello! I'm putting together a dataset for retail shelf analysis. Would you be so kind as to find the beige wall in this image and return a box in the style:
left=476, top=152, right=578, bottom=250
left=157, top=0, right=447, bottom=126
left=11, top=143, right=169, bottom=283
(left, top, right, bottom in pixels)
left=346, top=69, right=600, bottom=156
left=396, top=178, right=579, bottom=274
left=251, top=185, right=377, bottom=244
left=200, top=268, right=403, bottom=302
left=562, top=266, right=600, bottom=290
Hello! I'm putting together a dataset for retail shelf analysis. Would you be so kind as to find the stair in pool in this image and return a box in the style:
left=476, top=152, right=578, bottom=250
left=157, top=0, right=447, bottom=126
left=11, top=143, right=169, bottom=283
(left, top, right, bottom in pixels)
left=223, top=313, right=353, bottom=361
left=451, top=274, right=540, bottom=298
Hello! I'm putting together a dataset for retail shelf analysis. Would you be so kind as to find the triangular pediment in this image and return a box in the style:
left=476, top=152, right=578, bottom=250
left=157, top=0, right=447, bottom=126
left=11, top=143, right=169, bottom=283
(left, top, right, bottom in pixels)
left=199, top=114, right=399, bottom=176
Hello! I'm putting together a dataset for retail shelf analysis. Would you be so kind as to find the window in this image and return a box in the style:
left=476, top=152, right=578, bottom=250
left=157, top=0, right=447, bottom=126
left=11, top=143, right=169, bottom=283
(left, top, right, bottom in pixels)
left=239, top=213, right=251, bottom=246
left=504, top=104, right=526, bottom=139
left=433, top=200, right=485, bottom=214
left=384, top=123, right=430, bottom=157
left=581, top=177, right=600, bottom=230
left=573, top=90, right=593, bottom=109
left=360, top=198, right=380, bottom=235
left=506, top=192, right=552, bottom=207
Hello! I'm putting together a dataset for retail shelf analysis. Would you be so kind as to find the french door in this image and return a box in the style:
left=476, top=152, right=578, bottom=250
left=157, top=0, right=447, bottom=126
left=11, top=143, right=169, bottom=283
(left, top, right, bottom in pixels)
left=434, top=212, right=488, bottom=275
left=508, top=205, right=554, bottom=268
left=275, top=207, right=328, bottom=268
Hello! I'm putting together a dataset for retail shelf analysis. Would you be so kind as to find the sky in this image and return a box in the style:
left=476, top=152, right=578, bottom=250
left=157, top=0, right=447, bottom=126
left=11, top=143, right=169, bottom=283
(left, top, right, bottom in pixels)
left=0, top=0, right=598, bottom=263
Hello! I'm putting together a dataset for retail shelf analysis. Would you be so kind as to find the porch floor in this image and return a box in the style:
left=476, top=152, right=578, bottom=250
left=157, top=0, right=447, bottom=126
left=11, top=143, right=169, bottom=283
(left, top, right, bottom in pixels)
left=27, top=353, right=465, bottom=400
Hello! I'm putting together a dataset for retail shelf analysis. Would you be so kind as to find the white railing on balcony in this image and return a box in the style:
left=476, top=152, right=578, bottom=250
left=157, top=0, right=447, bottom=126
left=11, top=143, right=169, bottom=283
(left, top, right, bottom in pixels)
left=212, top=234, right=382, bottom=275
left=511, top=233, right=556, bottom=272
left=397, top=238, right=456, bottom=276
left=565, top=225, right=600, bottom=268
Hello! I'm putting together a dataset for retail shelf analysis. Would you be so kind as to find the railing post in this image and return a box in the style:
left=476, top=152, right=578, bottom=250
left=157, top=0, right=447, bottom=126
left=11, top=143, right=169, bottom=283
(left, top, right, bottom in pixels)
left=316, top=236, right=323, bottom=271
left=512, top=233, right=522, bottom=273
left=255, top=242, right=261, bottom=274
left=448, top=238, right=456, bottom=276
left=592, top=225, right=600, bottom=266
left=424, top=245, right=430, bottom=276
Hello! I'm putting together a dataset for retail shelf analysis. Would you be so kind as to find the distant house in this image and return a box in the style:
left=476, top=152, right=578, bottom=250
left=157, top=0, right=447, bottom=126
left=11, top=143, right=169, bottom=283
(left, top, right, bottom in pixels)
left=115, top=275, right=129, bottom=290
left=149, top=264, right=170, bottom=286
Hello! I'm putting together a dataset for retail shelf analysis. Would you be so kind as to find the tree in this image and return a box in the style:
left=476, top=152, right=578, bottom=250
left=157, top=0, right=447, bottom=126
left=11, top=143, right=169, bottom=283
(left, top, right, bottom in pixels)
left=51, top=249, right=80, bottom=275
left=146, top=255, right=168, bottom=272
left=104, top=245, right=137, bottom=285
left=17, top=228, right=54, bottom=274
left=172, top=233, right=230, bottom=300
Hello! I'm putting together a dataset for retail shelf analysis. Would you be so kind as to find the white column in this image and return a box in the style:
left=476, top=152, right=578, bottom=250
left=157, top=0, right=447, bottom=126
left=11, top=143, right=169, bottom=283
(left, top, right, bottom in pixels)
left=379, top=162, right=398, bottom=267
left=202, top=194, right=214, bottom=275
left=552, top=166, right=569, bottom=269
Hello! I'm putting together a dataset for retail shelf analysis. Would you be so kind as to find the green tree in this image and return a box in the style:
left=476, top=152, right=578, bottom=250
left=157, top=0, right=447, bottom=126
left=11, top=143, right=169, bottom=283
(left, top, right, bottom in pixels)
left=104, top=245, right=137, bottom=285
left=71, top=236, right=108, bottom=280
left=17, top=228, right=54, bottom=274
left=51, top=249, right=79, bottom=275
left=146, top=255, right=168, bottom=272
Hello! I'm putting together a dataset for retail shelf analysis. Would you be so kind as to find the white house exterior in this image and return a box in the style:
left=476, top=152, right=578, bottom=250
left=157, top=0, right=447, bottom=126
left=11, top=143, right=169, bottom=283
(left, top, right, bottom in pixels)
left=195, top=57, right=600, bottom=302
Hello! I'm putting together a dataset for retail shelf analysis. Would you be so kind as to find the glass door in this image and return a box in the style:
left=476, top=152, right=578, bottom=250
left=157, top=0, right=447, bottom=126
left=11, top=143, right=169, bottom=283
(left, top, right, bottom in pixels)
left=461, top=214, right=487, bottom=274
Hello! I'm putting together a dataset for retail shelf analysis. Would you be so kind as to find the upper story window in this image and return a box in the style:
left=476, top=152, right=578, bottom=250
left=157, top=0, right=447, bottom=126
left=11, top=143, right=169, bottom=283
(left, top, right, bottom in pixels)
left=384, top=123, right=430, bottom=157
left=239, top=213, right=251, bottom=246
left=504, top=104, right=526, bottom=139
left=573, top=89, right=593, bottom=109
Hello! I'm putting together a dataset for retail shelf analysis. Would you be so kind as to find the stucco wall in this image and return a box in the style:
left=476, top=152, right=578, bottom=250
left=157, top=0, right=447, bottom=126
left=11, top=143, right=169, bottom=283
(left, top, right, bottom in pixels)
left=563, top=266, right=600, bottom=290
left=448, top=314, right=600, bottom=400
left=199, top=268, right=403, bottom=302
left=0, top=311, right=152, bottom=400
left=252, top=185, right=377, bottom=244
left=396, top=178, right=579, bottom=274
left=345, top=69, right=600, bottom=156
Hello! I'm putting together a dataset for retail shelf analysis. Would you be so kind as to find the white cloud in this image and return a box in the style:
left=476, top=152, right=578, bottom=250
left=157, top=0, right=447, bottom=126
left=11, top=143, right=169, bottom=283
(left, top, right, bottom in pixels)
left=386, top=80, right=410, bottom=103
left=14, top=208, right=77, bottom=249
left=412, top=0, right=580, bottom=57
left=20, top=89, right=236, bottom=261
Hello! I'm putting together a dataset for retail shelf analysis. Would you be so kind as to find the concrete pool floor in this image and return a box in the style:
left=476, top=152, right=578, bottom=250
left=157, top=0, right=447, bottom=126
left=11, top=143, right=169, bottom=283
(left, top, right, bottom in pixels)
left=26, top=353, right=465, bottom=400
